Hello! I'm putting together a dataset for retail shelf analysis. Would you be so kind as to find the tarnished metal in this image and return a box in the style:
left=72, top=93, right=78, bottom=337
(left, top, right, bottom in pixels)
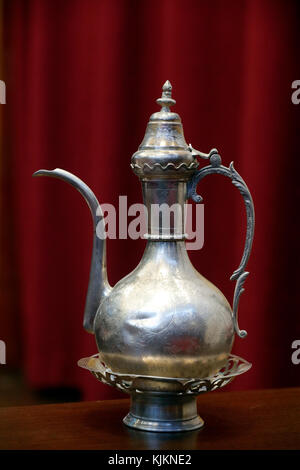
left=78, top=353, right=251, bottom=432
left=33, top=81, right=255, bottom=432
left=131, top=81, right=198, bottom=178
left=78, top=353, right=252, bottom=394
left=33, top=168, right=111, bottom=333
left=187, top=148, right=255, bottom=337
left=94, top=239, right=234, bottom=379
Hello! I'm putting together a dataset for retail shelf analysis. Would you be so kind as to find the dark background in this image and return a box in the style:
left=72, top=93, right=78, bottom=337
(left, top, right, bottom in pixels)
left=0, top=0, right=299, bottom=403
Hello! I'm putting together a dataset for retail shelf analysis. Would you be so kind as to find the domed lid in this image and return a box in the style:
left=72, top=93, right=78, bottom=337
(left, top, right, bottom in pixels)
left=131, top=81, right=199, bottom=179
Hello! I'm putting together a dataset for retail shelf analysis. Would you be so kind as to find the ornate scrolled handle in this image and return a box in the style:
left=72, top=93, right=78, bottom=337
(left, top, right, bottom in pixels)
left=187, top=147, right=255, bottom=338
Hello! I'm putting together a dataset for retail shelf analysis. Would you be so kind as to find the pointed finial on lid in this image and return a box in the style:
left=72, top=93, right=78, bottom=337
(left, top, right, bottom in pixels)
left=156, top=80, right=176, bottom=110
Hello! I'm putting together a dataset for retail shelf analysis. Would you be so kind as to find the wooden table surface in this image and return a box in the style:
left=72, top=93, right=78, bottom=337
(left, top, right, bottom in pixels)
left=0, top=387, right=299, bottom=450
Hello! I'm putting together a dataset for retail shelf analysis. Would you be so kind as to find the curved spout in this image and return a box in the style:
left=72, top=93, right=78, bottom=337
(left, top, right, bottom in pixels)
left=33, top=168, right=111, bottom=333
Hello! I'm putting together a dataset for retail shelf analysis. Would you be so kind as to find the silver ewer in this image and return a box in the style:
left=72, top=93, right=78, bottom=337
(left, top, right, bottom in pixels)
left=33, top=81, right=255, bottom=432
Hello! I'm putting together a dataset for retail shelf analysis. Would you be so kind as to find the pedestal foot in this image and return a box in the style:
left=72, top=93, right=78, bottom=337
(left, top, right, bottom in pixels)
left=123, top=392, right=204, bottom=433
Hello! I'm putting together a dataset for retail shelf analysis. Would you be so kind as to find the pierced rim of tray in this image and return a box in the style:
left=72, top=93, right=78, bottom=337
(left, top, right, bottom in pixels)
left=78, top=353, right=252, bottom=395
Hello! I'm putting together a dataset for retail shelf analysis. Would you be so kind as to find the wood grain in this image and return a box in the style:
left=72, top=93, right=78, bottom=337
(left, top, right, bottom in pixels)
left=0, top=387, right=299, bottom=450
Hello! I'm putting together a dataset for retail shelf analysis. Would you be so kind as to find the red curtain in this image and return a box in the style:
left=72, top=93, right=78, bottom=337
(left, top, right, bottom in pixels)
left=1, top=0, right=299, bottom=400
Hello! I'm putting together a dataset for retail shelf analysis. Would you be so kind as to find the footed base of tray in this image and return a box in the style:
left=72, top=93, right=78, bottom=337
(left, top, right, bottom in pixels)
left=123, top=392, right=204, bottom=433
left=78, top=353, right=252, bottom=433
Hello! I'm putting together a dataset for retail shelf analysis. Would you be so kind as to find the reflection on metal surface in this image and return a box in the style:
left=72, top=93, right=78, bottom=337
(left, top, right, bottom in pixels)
left=34, top=81, right=255, bottom=432
left=78, top=353, right=251, bottom=432
left=187, top=150, right=255, bottom=337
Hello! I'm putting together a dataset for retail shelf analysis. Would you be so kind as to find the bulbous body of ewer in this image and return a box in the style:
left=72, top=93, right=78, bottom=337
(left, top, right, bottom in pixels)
left=95, top=240, right=234, bottom=379
left=33, top=81, right=255, bottom=384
